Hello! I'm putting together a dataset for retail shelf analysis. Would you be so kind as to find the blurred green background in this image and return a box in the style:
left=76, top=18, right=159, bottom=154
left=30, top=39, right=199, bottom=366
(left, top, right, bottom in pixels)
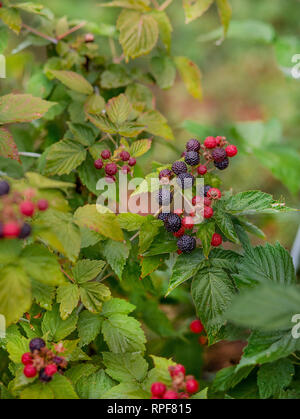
left=2, top=0, right=300, bottom=250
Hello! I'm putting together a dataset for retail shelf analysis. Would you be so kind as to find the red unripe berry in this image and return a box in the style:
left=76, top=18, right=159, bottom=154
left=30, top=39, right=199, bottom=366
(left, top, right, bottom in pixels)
left=192, top=195, right=202, bottom=206
left=204, top=136, right=217, bottom=149
left=186, top=378, right=199, bottom=394
left=177, top=249, right=182, bottom=255
left=197, top=165, right=207, bottom=176
left=37, top=199, right=49, bottom=211
left=170, top=364, right=185, bottom=377
left=211, top=233, right=222, bottom=247
left=163, top=390, right=179, bottom=399
left=204, top=197, right=211, bottom=207
left=3, top=222, right=20, bottom=238
left=189, top=210, right=196, bottom=217
left=21, top=352, right=33, bottom=365
left=199, top=335, right=208, bottom=345
left=85, top=33, right=95, bottom=43
left=44, top=364, right=57, bottom=377
left=182, top=216, right=194, bottom=230
left=190, top=319, right=204, bottom=334
left=23, top=364, right=37, bottom=378
left=101, top=149, right=111, bottom=160
left=204, top=206, right=214, bottom=219
left=121, top=165, right=131, bottom=174
left=94, top=159, right=103, bottom=170
left=180, top=393, right=190, bottom=399
left=226, top=145, right=238, bottom=157
left=174, top=208, right=183, bottom=216
left=128, top=157, right=136, bottom=167
left=105, top=163, right=118, bottom=176
left=151, top=396, right=160, bottom=399
left=215, top=136, right=225, bottom=146
left=207, top=188, right=221, bottom=200
left=120, top=151, right=130, bottom=161
left=151, top=382, right=166, bottom=397
left=20, top=201, right=35, bottom=217
left=173, top=226, right=185, bottom=238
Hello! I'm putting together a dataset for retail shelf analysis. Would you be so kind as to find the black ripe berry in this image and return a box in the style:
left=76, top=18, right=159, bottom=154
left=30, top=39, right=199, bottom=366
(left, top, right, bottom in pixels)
left=39, top=369, right=52, bottom=383
left=177, top=173, right=195, bottom=189
left=212, top=147, right=227, bottom=163
left=214, top=158, right=229, bottom=170
left=0, top=181, right=10, bottom=196
left=157, top=188, right=173, bottom=206
left=18, top=223, right=32, bottom=239
left=158, top=212, right=169, bottom=222
left=186, top=139, right=200, bottom=152
left=0, top=222, right=3, bottom=238
left=204, top=185, right=211, bottom=197
left=165, top=213, right=182, bottom=233
left=29, top=338, right=46, bottom=353
left=159, top=169, right=172, bottom=180
left=171, top=161, right=187, bottom=175
left=177, top=235, right=196, bottom=253
left=185, top=151, right=200, bottom=166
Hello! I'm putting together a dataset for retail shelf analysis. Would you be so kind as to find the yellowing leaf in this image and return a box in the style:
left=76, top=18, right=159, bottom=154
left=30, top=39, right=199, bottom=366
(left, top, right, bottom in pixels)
left=0, top=126, right=19, bottom=161
left=117, top=10, right=159, bottom=60
left=138, top=110, right=174, bottom=140
left=182, top=0, right=214, bottom=24
left=216, top=0, right=232, bottom=40
left=130, top=138, right=152, bottom=157
left=99, top=0, right=151, bottom=12
left=174, top=56, right=203, bottom=101
left=151, top=10, right=172, bottom=52
left=0, top=7, right=22, bottom=33
left=106, top=94, right=131, bottom=125
left=51, top=70, right=94, bottom=95
left=45, top=139, right=87, bottom=176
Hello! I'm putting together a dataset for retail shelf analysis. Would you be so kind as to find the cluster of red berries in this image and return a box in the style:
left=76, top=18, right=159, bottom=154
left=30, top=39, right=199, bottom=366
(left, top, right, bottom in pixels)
left=22, top=338, right=67, bottom=383
left=190, top=319, right=208, bottom=345
left=94, top=149, right=136, bottom=183
left=150, top=364, right=199, bottom=399
left=0, top=181, right=49, bottom=240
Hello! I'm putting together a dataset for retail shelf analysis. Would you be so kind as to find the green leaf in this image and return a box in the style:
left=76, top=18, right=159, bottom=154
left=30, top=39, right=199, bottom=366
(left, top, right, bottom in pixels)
left=77, top=310, right=103, bottom=346
left=106, top=94, right=131, bottom=125
left=31, top=279, right=55, bottom=311
left=174, top=56, right=202, bottom=101
left=19, top=244, right=65, bottom=286
left=45, top=139, right=86, bottom=176
left=212, top=365, right=254, bottom=392
left=76, top=369, right=114, bottom=399
left=144, top=355, right=175, bottom=388
left=0, top=266, right=31, bottom=326
left=47, top=374, right=79, bottom=399
left=138, top=110, right=174, bottom=140
left=102, top=240, right=130, bottom=279
left=0, top=26, right=8, bottom=53
left=84, top=94, right=105, bottom=114
left=117, top=213, right=146, bottom=231
left=99, top=0, right=151, bottom=12
left=87, top=113, right=118, bottom=135
left=72, top=259, right=106, bottom=284
left=257, top=359, right=294, bottom=399
left=0, top=238, right=22, bottom=264
left=6, top=334, right=29, bottom=364
left=74, top=205, right=124, bottom=242
left=57, top=284, right=80, bottom=320
left=216, top=0, right=232, bottom=39
left=167, top=249, right=204, bottom=295
left=100, top=64, right=132, bottom=89
left=225, top=191, right=274, bottom=215
left=103, top=352, right=148, bottom=382
left=214, top=203, right=240, bottom=244
left=182, top=0, right=214, bottom=24
left=101, top=381, right=148, bottom=399
left=117, top=10, right=159, bottom=60
left=67, top=122, right=96, bottom=147
left=25, top=172, right=75, bottom=192
left=41, top=304, right=78, bottom=341
left=151, top=10, right=172, bottom=52
left=226, top=282, right=300, bottom=331
left=65, top=363, right=98, bottom=385
left=79, top=282, right=111, bottom=313
left=141, top=254, right=166, bottom=279
left=51, top=70, right=93, bottom=95
left=143, top=229, right=177, bottom=256
left=0, top=126, right=19, bottom=161
left=191, top=267, right=235, bottom=338
left=234, top=242, right=296, bottom=288
left=129, top=138, right=152, bottom=157
left=191, top=388, right=208, bottom=399
left=102, top=314, right=146, bottom=353
left=0, top=94, right=55, bottom=124
left=150, top=56, right=176, bottom=89
left=197, top=222, right=215, bottom=258
left=0, top=7, right=22, bottom=33
left=139, top=219, right=161, bottom=254
left=101, top=298, right=135, bottom=317
left=20, top=382, right=54, bottom=399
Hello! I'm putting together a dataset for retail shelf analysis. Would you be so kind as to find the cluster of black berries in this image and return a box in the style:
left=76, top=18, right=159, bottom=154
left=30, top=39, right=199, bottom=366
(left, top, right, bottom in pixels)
left=22, top=338, right=67, bottom=382
left=156, top=137, right=238, bottom=254
left=0, top=180, right=49, bottom=240
left=94, top=149, right=136, bottom=183
left=151, top=364, right=199, bottom=399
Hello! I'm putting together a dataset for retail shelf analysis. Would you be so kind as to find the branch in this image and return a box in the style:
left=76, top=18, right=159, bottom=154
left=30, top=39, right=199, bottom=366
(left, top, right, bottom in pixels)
left=22, top=23, right=58, bottom=44
left=56, top=21, right=87, bottom=41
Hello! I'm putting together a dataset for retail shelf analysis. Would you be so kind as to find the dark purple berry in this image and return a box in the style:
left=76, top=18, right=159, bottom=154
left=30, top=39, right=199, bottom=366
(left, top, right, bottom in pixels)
left=18, top=223, right=32, bottom=239
left=204, top=185, right=211, bottom=197
left=165, top=213, right=182, bottom=233
left=185, top=151, right=200, bottom=166
left=171, top=161, right=187, bottom=175
left=158, top=212, right=169, bottom=222
left=176, top=173, right=195, bottom=189
left=39, top=368, right=52, bottom=383
left=29, top=338, right=45, bottom=353
left=157, top=188, right=173, bottom=206
left=186, top=139, right=200, bottom=152
left=0, top=181, right=10, bottom=196
left=120, top=151, right=130, bottom=161
left=53, top=356, right=63, bottom=365
left=214, top=158, right=229, bottom=170
left=177, top=235, right=196, bottom=253
left=212, top=147, right=227, bottom=163
left=159, top=169, right=172, bottom=180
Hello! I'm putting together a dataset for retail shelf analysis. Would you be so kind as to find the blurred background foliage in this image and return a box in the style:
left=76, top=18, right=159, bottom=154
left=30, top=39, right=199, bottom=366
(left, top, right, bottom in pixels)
left=1, top=0, right=300, bottom=250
